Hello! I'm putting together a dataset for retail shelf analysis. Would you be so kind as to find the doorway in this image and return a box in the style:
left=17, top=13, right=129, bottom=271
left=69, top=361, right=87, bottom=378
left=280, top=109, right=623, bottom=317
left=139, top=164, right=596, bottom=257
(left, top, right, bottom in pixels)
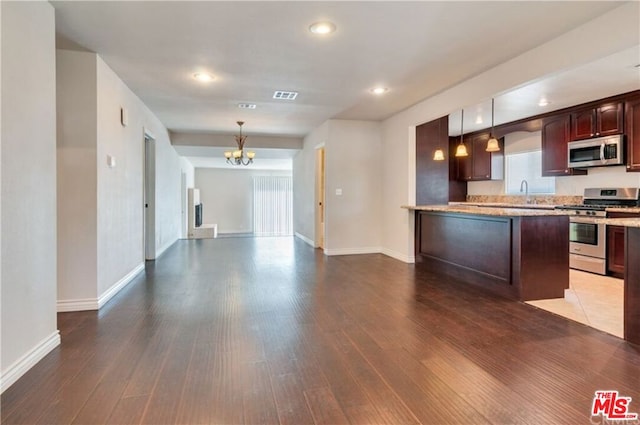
left=144, top=134, right=156, bottom=260
left=315, top=147, right=325, bottom=249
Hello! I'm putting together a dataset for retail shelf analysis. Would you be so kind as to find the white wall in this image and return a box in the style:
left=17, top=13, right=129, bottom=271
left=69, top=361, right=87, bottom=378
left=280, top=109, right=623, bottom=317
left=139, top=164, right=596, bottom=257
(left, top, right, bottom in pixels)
left=556, top=166, right=640, bottom=195
left=292, top=121, right=327, bottom=245
left=0, top=0, right=3, bottom=390
left=195, top=168, right=291, bottom=234
left=1, top=1, right=60, bottom=392
left=56, top=51, right=194, bottom=308
left=380, top=122, right=416, bottom=263
left=324, top=120, right=382, bottom=255
left=96, top=57, right=143, bottom=295
left=96, top=55, right=191, bottom=269
left=380, top=2, right=640, bottom=263
left=151, top=122, right=191, bottom=256
left=180, top=157, right=195, bottom=238
left=292, top=119, right=382, bottom=255
left=57, top=50, right=98, bottom=302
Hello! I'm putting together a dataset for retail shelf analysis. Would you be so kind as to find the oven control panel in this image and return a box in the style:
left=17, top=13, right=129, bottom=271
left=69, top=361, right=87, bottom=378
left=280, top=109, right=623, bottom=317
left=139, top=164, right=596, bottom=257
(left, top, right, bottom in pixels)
left=573, top=210, right=607, bottom=217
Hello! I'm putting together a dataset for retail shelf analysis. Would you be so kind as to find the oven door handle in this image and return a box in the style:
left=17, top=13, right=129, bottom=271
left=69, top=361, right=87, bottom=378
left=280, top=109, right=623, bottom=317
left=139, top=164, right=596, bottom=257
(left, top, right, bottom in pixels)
left=600, top=143, right=605, bottom=161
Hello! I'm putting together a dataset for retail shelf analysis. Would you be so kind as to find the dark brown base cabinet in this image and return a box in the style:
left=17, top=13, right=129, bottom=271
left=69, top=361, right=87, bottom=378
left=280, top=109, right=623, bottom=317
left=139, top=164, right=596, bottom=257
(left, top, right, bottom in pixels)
left=607, top=212, right=640, bottom=278
left=415, top=211, right=569, bottom=301
left=625, top=227, right=640, bottom=345
left=607, top=226, right=625, bottom=278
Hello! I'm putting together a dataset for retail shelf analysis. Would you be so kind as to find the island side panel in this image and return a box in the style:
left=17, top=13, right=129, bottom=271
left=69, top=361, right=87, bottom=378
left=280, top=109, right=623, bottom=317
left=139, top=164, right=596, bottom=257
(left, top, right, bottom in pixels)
left=417, top=211, right=514, bottom=298
left=513, top=215, right=569, bottom=301
left=625, top=227, right=640, bottom=345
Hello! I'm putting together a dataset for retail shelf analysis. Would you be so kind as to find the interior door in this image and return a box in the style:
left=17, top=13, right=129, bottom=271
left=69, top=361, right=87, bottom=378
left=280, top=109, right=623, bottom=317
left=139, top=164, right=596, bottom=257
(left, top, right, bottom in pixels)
left=144, top=135, right=156, bottom=260
left=181, top=172, right=187, bottom=238
left=315, top=147, right=325, bottom=249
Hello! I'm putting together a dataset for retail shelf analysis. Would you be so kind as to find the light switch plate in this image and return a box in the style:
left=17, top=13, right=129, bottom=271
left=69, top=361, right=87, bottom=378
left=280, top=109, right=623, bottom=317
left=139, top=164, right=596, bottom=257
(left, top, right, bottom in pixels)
left=107, top=155, right=116, bottom=168
left=335, top=188, right=342, bottom=196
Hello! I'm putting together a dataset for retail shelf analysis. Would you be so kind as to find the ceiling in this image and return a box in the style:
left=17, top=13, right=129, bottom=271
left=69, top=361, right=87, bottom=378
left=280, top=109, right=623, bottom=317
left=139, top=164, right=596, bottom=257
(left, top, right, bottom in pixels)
left=51, top=1, right=639, bottom=169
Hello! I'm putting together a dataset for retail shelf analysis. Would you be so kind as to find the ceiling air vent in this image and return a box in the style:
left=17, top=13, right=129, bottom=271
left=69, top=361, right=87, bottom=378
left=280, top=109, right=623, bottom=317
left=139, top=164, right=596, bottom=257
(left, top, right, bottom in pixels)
left=273, top=91, right=298, bottom=100
left=238, top=103, right=257, bottom=109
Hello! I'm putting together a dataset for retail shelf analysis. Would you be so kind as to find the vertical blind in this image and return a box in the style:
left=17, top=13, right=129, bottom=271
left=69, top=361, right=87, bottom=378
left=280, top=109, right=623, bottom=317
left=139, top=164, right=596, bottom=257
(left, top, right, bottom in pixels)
left=253, top=176, right=293, bottom=236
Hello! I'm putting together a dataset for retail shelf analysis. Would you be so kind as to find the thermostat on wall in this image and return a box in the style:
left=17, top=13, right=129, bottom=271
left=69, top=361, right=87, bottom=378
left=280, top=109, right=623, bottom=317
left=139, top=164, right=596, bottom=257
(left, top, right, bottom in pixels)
left=120, top=107, right=128, bottom=127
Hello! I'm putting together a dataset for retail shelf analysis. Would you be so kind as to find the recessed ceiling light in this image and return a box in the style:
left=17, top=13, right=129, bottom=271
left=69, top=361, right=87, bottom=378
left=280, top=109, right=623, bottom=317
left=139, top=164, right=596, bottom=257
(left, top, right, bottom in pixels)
left=238, top=103, right=257, bottom=109
left=309, top=21, right=336, bottom=35
left=193, top=72, right=215, bottom=82
left=371, top=87, right=388, bottom=95
left=538, top=98, right=550, bottom=107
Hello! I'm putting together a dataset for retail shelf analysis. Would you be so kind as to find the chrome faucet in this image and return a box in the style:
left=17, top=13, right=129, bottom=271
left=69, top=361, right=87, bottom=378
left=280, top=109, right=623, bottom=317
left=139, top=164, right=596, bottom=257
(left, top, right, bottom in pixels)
left=520, top=179, right=530, bottom=204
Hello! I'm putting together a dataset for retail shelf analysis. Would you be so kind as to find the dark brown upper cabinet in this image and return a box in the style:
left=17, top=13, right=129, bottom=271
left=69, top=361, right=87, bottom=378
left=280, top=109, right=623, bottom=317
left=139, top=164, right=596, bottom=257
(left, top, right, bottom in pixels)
left=625, top=95, right=640, bottom=172
left=455, top=132, right=503, bottom=181
left=455, top=136, right=472, bottom=181
left=570, top=102, right=623, bottom=141
left=541, top=114, right=586, bottom=176
left=415, top=117, right=466, bottom=204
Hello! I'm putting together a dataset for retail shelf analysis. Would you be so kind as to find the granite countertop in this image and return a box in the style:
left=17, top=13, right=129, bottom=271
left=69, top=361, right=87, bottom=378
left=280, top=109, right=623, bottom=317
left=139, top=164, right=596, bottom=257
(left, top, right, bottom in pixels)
left=594, top=217, right=640, bottom=228
left=402, top=203, right=640, bottom=217
left=402, top=204, right=574, bottom=217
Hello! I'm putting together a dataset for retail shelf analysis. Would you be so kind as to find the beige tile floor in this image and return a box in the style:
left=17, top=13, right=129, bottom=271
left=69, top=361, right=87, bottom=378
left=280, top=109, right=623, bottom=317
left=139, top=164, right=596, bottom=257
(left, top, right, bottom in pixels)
left=527, top=269, right=623, bottom=338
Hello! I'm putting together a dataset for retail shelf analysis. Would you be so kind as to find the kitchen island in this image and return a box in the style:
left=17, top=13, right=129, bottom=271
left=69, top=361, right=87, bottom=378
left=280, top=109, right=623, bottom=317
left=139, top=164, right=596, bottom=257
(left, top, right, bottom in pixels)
left=404, top=205, right=572, bottom=302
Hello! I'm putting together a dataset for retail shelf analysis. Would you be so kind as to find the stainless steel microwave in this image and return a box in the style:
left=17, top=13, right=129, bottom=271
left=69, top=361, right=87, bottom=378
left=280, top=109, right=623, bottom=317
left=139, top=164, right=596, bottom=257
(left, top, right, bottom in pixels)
left=568, top=134, right=624, bottom=168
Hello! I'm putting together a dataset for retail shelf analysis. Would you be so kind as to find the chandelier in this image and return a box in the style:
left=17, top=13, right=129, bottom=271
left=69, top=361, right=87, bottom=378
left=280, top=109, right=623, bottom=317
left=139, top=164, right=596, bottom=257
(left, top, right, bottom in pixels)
left=224, top=121, right=255, bottom=165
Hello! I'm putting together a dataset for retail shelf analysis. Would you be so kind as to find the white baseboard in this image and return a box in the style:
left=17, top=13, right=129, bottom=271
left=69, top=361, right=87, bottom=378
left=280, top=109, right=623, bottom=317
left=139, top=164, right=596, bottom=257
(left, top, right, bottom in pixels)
left=294, top=232, right=315, bottom=247
left=57, top=298, right=99, bottom=312
left=1, top=331, right=60, bottom=393
left=324, top=246, right=382, bottom=256
left=57, top=263, right=144, bottom=312
left=381, top=247, right=415, bottom=264
left=98, top=263, right=144, bottom=309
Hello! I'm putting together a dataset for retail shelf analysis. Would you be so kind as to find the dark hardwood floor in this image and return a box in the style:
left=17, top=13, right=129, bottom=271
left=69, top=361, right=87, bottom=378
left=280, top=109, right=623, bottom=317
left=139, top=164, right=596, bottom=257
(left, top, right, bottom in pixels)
left=2, top=236, right=639, bottom=424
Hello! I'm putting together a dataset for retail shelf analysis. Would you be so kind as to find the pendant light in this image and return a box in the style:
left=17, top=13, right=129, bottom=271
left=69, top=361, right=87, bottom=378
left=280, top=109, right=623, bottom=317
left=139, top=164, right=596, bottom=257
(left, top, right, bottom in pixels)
left=433, top=148, right=445, bottom=161
left=486, top=98, right=500, bottom=152
left=455, top=109, right=468, bottom=157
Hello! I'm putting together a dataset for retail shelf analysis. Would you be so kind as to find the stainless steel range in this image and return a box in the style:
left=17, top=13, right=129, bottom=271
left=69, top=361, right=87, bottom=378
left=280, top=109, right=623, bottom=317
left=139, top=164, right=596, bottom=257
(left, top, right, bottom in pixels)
left=556, top=188, right=640, bottom=275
